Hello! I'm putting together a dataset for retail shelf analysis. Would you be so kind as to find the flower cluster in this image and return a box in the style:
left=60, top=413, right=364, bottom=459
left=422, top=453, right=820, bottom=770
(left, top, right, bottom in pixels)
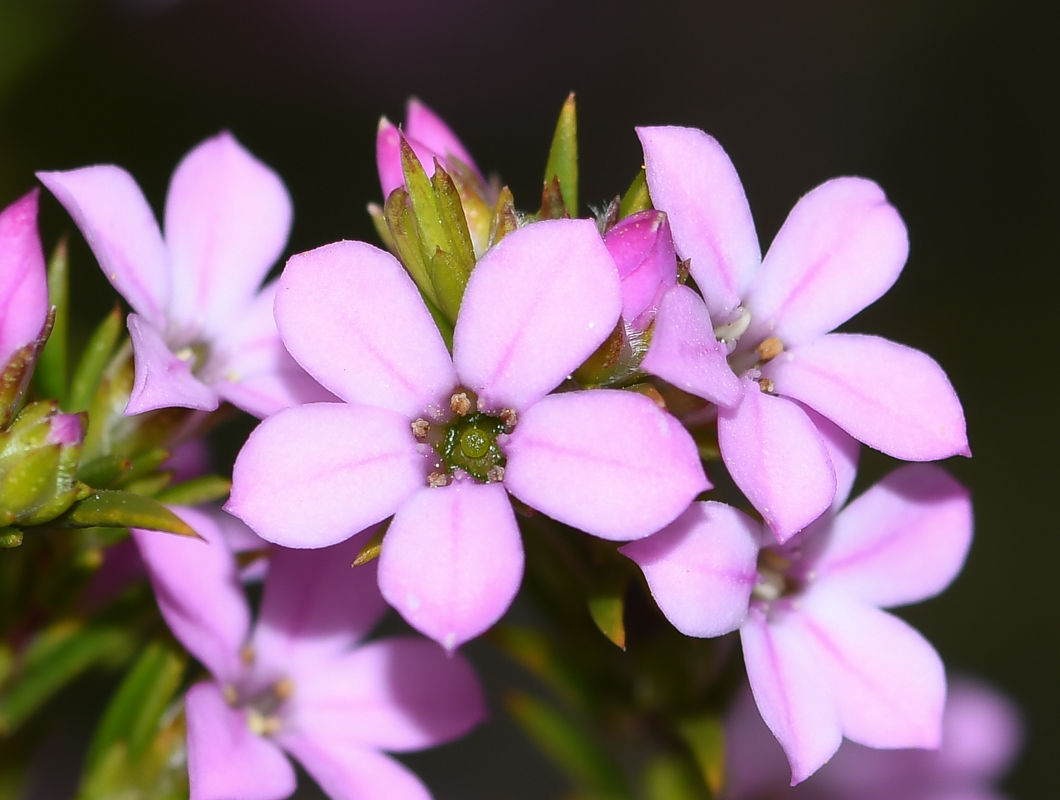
left=4, top=95, right=994, bottom=799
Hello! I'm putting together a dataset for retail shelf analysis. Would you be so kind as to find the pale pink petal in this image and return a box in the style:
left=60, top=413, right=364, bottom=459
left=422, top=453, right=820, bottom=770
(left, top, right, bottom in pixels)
left=0, top=191, right=48, bottom=366
left=164, top=132, right=292, bottom=340
left=718, top=381, right=835, bottom=543
left=766, top=333, right=970, bottom=460
left=37, top=166, right=169, bottom=326
left=376, top=117, right=408, bottom=199
left=185, top=681, right=296, bottom=800
left=505, top=390, right=707, bottom=541
left=740, top=605, right=843, bottom=784
left=813, top=464, right=972, bottom=608
left=603, top=209, right=678, bottom=323
left=743, top=178, right=908, bottom=348
left=279, top=733, right=432, bottom=800
left=934, top=680, right=1023, bottom=783
left=210, top=280, right=334, bottom=418
left=454, top=219, right=621, bottom=411
left=406, top=98, right=479, bottom=174
left=799, top=587, right=945, bottom=751
left=378, top=482, right=523, bottom=650
left=132, top=507, right=249, bottom=684
left=285, top=637, right=485, bottom=752
left=620, top=501, right=759, bottom=637
left=637, top=126, right=760, bottom=320
left=126, top=313, right=219, bottom=415
left=276, top=241, right=456, bottom=417
left=253, top=533, right=389, bottom=672
left=724, top=687, right=794, bottom=800
left=640, top=285, right=742, bottom=407
left=227, top=403, right=425, bottom=549
left=806, top=407, right=861, bottom=511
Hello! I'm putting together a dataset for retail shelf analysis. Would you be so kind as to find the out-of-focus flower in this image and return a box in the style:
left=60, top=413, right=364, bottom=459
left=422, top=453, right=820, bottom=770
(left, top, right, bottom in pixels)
left=0, top=190, right=48, bottom=374
left=622, top=422, right=972, bottom=783
left=724, top=679, right=1022, bottom=800
left=38, top=133, right=331, bottom=419
left=133, top=509, right=486, bottom=800
left=637, top=126, right=968, bottom=541
left=227, top=218, right=706, bottom=650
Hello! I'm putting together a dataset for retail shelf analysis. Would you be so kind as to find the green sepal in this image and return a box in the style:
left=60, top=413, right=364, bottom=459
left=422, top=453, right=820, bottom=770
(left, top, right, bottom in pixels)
left=539, top=176, right=570, bottom=220
left=34, top=237, right=70, bottom=403
left=445, top=156, right=493, bottom=256
left=677, top=715, right=726, bottom=797
left=84, top=640, right=187, bottom=773
left=488, top=186, right=519, bottom=248
left=619, top=168, right=652, bottom=219
left=587, top=571, right=628, bottom=650
left=68, top=305, right=123, bottom=413
left=400, top=140, right=450, bottom=261
left=432, top=165, right=476, bottom=274
left=52, top=490, right=199, bottom=537
left=384, top=187, right=438, bottom=306
left=155, top=474, right=232, bottom=506
left=506, top=690, right=633, bottom=800
left=0, top=314, right=52, bottom=428
left=0, top=621, right=134, bottom=735
left=352, top=523, right=387, bottom=567
left=367, top=201, right=398, bottom=255
left=544, top=92, right=578, bottom=216
left=430, top=246, right=470, bottom=323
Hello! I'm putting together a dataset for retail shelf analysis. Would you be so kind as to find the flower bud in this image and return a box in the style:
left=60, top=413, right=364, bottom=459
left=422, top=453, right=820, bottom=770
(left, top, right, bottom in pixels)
left=0, top=401, right=88, bottom=529
left=603, top=210, right=678, bottom=331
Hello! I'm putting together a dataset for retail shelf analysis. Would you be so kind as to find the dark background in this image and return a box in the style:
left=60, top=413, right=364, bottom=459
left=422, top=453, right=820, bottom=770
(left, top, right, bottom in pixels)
left=0, top=0, right=1056, bottom=797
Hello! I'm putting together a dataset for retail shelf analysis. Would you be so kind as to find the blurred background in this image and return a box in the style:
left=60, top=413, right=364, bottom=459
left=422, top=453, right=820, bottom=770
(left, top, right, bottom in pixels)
left=0, top=0, right=1056, bottom=797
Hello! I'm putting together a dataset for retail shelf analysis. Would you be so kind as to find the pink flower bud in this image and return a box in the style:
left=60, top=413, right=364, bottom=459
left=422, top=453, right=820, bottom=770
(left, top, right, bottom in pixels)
left=0, top=190, right=48, bottom=371
left=45, top=412, right=84, bottom=447
left=603, top=210, right=677, bottom=330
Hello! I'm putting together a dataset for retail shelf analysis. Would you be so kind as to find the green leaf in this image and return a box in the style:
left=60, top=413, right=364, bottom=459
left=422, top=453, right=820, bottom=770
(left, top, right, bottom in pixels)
left=619, top=168, right=652, bottom=219
left=544, top=93, right=578, bottom=215
left=54, top=490, right=198, bottom=537
left=642, top=755, right=710, bottom=800
left=506, top=691, right=633, bottom=800
left=68, top=306, right=123, bottom=413
left=487, top=625, right=587, bottom=710
left=85, top=641, right=187, bottom=772
left=154, top=475, right=231, bottom=506
left=677, top=715, right=726, bottom=797
left=587, top=573, right=627, bottom=650
left=0, top=622, right=132, bottom=734
left=34, top=237, right=69, bottom=403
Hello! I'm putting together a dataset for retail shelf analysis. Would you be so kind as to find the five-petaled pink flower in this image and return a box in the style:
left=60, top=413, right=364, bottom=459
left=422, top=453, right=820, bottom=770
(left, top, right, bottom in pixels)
left=637, top=126, right=969, bottom=541
left=622, top=419, right=972, bottom=783
left=227, top=218, right=707, bottom=650
left=134, top=510, right=486, bottom=800
left=38, top=133, right=330, bottom=418
left=0, top=190, right=49, bottom=371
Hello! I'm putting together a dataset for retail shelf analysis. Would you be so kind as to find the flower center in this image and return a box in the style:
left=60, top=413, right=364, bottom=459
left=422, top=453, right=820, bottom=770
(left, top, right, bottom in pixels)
left=173, top=340, right=211, bottom=373
left=441, top=412, right=508, bottom=483
left=751, top=549, right=801, bottom=604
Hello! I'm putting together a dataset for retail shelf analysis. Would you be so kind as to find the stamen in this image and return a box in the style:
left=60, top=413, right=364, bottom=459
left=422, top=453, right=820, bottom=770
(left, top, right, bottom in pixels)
left=411, top=418, right=430, bottom=438
left=273, top=678, right=295, bottom=700
left=240, top=645, right=255, bottom=666
left=428, top=471, right=450, bottom=488
left=223, top=684, right=238, bottom=706
left=756, top=336, right=784, bottom=362
left=451, top=392, right=472, bottom=417
left=500, top=408, right=518, bottom=433
left=714, top=307, right=751, bottom=343
left=758, top=378, right=775, bottom=394
left=486, top=465, right=505, bottom=483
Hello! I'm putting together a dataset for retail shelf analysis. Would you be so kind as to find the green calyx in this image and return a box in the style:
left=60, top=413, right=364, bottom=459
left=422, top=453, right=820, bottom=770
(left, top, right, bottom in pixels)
left=439, top=413, right=507, bottom=483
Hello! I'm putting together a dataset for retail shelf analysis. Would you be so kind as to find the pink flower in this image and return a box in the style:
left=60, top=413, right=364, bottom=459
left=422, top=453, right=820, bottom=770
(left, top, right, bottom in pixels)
left=637, top=126, right=969, bottom=541
left=133, top=509, right=486, bottom=800
left=0, top=189, right=48, bottom=372
left=227, top=218, right=707, bottom=650
left=621, top=421, right=972, bottom=783
left=724, top=679, right=1022, bottom=800
left=603, top=209, right=678, bottom=332
left=38, top=133, right=331, bottom=418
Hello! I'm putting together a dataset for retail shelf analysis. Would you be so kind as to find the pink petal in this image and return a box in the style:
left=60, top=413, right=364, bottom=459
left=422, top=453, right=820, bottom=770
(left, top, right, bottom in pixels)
left=185, top=681, right=296, bottom=800
left=504, top=390, right=708, bottom=541
left=37, top=166, right=169, bottom=326
left=799, top=588, right=946, bottom=751
left=813, top=464, right=972, bottom=608
left=285, top=637, right=485, bottom=752
left=0, top=191, right=48, bottom=367
left=744, top=178, right=908, bottom=349
left=723, top=688, right=794, bottom=800
left=276, top=240, right=456, bottom=418
left=603, top=209, right=678, bottom=324
left=279, top=732, right=432, bottom=800
left=210, top=280, right=334, bottom=418
left=806, top=407, right=861, bottom=511
left=934, top=680, right=1023, bottom=783
left=620, top=501, right=759, bottom=637
left=406, top=98, right=479, bottom=174
left=766, top=333, right=970, bottom=460
left=718, top=381, right=835, bottom=543
left=227, top=403, right=425, bottom=549
left=253, top=533, right=389, bottom=672
left=125, top=313, right=219, bottom=415
left=132, top=507, right=250, bottom=685
left=378, top=481, right=523, bottom=650
left=164, top=132, right=292, bottom=340
left=740, top=605, right=843, bottom=785
left=453, top=219, right=621, bottom=411
left=636, top=126, right=760, bottom=320
left=640, top=285, right=743, bottom=407
left=376, top=117, right=408, bottom=199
